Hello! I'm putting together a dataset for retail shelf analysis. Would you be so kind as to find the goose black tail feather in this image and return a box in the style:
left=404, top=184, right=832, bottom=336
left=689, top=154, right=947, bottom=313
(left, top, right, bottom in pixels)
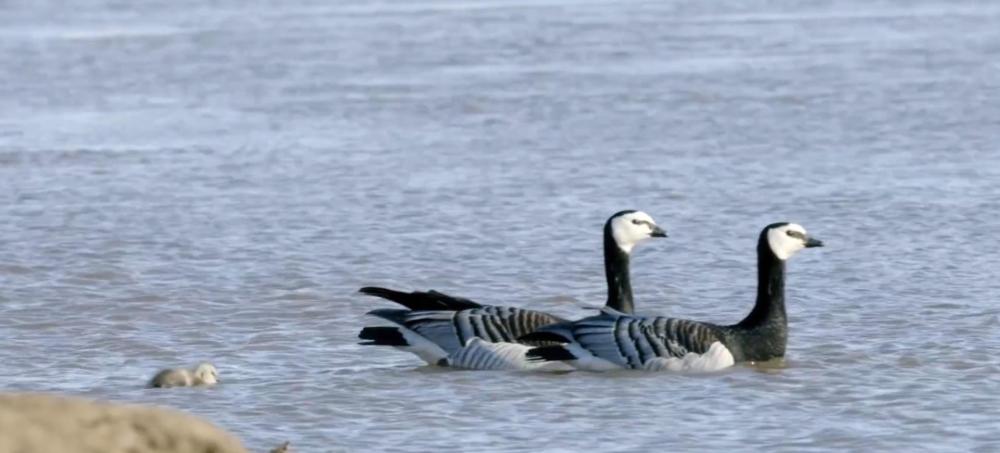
left=358, top=327, right=408, bottom=346
left=517, top=331, right=571, bottom=344
left=359, top=286, right=483, bottom=311
left=526, top=346, right=577, bottom=362
left=366, top=308, right=411, bottom=326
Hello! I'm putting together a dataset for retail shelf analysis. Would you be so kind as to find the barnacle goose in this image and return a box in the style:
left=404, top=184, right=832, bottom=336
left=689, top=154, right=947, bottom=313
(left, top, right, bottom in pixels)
left=523, top=222, right=823, bottom=372
left=357, top=210, right=667, bottom=369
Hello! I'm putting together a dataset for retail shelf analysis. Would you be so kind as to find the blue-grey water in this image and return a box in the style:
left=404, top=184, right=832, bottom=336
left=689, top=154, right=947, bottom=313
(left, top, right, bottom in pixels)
left=2, top=0, right=999, bottom=451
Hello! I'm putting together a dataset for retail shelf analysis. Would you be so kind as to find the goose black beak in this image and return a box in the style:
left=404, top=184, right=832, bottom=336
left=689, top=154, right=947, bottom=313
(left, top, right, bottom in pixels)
left=805, top=237, right=824, bottom=248
left=651, top=225, right=667, bottom=238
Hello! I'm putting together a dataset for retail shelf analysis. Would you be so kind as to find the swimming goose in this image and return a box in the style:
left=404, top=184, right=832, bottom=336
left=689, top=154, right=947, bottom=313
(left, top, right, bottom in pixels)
left=523, top=222, right=822, bottom=372
left=357, top=210, right=667, bottom=368
left=148, top=362, right=220, bottom=388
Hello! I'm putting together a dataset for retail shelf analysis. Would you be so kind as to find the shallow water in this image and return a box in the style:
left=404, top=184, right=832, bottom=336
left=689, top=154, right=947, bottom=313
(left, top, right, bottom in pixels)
left=2, top=0, right=999, bottom=451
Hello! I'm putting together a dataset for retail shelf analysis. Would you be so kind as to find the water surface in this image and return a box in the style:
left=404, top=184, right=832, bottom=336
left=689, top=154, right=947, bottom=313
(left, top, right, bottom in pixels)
left=1, top=0, right=999, bottom=451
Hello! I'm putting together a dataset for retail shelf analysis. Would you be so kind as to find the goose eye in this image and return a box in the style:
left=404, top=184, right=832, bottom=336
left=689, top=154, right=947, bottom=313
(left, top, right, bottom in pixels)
left=631, top=219, right=641, bottom=225
left=786, top=230, right=804, bottom=239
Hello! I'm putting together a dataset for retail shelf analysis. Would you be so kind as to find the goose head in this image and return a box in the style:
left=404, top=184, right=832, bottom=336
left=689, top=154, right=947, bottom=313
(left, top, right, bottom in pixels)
left=607, top=210, right=667, bottom=254
left=765, top=223, right=823, bottom=260
left=193, top=363, right=220, bottom=384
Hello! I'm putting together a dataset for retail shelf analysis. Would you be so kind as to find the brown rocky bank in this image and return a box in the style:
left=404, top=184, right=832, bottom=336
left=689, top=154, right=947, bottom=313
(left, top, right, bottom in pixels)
left=0, top=393, right=248, bottom=453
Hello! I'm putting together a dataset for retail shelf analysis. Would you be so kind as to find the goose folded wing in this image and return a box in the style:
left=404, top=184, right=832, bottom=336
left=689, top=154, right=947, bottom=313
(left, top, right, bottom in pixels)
left=543, top=313, right=727, bottom=370
left=367, top=306, right=566, bottom=355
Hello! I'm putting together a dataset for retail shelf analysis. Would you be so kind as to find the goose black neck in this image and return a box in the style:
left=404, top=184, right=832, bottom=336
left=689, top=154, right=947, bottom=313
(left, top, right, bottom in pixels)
left=603, top=225, right=633, bottom=314
left=736, top=240, right=786, bottom=330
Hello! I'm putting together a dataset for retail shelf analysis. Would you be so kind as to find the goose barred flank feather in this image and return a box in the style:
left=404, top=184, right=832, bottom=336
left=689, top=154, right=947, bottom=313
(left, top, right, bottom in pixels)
left=445, top=339, right=530, bottom=370
left=445, top=339, right=576, bottom=371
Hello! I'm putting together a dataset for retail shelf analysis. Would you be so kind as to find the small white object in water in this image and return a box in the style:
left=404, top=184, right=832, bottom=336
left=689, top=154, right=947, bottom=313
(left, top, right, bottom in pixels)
left=148, top=362, right=220, bottom=388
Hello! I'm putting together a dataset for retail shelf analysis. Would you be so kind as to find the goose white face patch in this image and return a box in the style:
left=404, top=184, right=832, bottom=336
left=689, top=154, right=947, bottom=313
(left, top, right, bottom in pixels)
left=610, top=211, right=661, bottom=254
left=767, top=223, right=809, bottom=260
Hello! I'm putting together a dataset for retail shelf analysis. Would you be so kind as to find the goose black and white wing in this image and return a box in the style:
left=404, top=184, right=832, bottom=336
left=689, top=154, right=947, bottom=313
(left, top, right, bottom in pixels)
left=360, top=305, right=567, bottom=366
left=524, top=308, right=735, bottom=372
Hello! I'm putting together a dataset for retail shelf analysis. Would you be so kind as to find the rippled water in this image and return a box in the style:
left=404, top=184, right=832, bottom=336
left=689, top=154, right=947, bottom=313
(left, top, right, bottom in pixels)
left=2, top=0, right=999, bottom=451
